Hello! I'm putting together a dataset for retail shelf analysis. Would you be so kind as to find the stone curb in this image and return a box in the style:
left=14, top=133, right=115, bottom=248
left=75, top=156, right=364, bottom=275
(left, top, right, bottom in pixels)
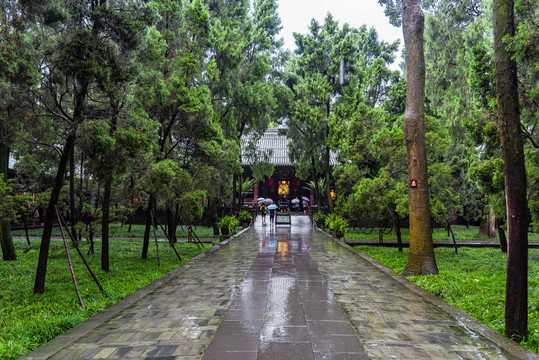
left=316, top=227, right=539, bottom=360
left=21, top=227, right=251, bottom=360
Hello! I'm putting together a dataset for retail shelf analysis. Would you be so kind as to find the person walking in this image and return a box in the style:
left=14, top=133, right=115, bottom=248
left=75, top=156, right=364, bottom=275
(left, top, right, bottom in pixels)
left=260, top=203, right=267, bottom=224
left=302, top=198, right=310, bottom=215
left=269, top=207, right=276, bottom=225
left=292, top=197, right=300, bottom=215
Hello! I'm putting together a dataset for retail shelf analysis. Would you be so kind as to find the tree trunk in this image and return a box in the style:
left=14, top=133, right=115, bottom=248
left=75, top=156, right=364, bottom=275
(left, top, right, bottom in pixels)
left=0, top=221, right=16, bottom=261
left=237, top=173, right=243, bottom=213
left=167, top=207, right=177, bottom=244
left=88, top=224, right=94, bottom=255
left=34, top=133, right=75, bottom=293
left=326, top=106, right=333, bottom=213
left=326, top=162, right=333, bottom=213
left=142, top=194, right=154, bottom=259
left=210, top=197, right=219, bottom=236
left=493, top=0, right=528, bottom=339
left=0, top=143, right=16, bottom=260
left=447, top=221, right=458, bottom=254
left=79, top=152, right=84, bottom=242
left=24, top=221, right=30, bottom=245
left=101, top=177, right=112, bottom=271
left=394, top=213, right=403, bottom=253
left=497, top=220, right=508, bottom=253
left=69, top=138, right=77, bottom=243
left=401, top=0, right=438, bottom=276
left=232, top=173, right=238, bottom=214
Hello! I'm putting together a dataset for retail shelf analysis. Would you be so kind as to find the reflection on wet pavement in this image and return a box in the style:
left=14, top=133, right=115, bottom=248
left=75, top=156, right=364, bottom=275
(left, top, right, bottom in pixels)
left=203, top=215, right=527, bottom=360
left=203, top=217, right=369, bottom=360
left=24, top=214, right=536, bottom=359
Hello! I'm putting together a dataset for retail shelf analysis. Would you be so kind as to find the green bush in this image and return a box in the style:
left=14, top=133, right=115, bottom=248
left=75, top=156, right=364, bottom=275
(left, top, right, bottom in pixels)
left=325, top=214, right=349, bottom=237
left=325, top=213, right=339, bottom=229
left=217, top=215, right=238, bottom=235
left=329, top=215, right=349, bottom=232
left=238, top=210, right=252, bottom=224
left=313, top=211, right=326, bottom=225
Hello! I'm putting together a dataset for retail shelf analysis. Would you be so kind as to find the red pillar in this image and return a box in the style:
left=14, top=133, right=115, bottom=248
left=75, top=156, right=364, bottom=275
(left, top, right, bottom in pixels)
left=253, top=183, right=259, bottom=205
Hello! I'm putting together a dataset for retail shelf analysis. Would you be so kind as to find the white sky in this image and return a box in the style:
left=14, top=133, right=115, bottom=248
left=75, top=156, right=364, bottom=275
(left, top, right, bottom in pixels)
left=276, top=0, right=404, bottom=66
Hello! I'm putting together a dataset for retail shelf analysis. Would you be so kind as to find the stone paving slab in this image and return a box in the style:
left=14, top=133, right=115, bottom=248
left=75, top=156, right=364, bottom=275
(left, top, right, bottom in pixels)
left=21, top=229, right=256, bottom=360
left=21, top=216, right=539, bottom=360
left=313, top=227, right=539, bottom=360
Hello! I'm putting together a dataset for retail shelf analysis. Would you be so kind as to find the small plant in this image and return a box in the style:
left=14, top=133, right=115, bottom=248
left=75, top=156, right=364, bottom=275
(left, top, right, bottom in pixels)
left=238, top=210, right=252, bottom=225
left=313, top=211, right=326, bottom=227
left=327, top=214, right=349, bottom=237
left=218, top=215, right=239, bottom=235
left=325, top=213, right=339, bottom=229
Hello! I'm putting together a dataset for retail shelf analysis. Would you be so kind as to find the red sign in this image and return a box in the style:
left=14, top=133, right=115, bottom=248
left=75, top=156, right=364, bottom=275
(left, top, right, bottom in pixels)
left=410, top=179, right=418, bottom=188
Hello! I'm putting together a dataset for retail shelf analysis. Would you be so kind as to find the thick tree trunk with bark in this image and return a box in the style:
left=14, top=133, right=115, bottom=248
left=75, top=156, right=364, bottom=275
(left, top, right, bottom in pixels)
left=493, top=0, right=528, bottom=339
left=0, top=143, right=16, bottom=260
left=34, top=134, right=75, bottom=293
left=401, top=0, right=438, bottom=276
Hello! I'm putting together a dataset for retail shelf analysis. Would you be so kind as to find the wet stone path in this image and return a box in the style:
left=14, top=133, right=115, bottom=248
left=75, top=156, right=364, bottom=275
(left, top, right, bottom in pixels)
left=23, top=216, right=537, bottom=360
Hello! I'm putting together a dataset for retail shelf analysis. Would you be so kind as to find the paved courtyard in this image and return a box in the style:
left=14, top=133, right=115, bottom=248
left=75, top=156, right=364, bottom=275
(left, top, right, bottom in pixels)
left=22, top=216, right=538, bottom=359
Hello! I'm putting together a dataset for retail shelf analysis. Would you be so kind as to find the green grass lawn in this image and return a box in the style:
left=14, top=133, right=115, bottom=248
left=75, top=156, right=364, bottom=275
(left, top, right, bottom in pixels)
left=11, top=223, right=219, bottom=239
left=346, top=225, right=539, bottom=242
left=355, top=245, right=539, bottom=354
left=0, top=238, right=214, bottom=360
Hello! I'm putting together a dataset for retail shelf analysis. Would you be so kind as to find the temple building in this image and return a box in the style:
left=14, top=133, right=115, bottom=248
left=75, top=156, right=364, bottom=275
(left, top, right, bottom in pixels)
left=241, top=128, right=337, bottom=206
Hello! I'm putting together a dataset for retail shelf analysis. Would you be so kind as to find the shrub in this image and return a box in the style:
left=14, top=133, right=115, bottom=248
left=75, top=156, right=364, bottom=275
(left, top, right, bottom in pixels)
left=325, top=213, right=339, bottom=229
left=326, top=213, right=349, bottom=237
left=313, top=211, right=326, bottom=225
left=238, top=210, right=252, bottom=224
left=217, top=215, right=238, bottom=235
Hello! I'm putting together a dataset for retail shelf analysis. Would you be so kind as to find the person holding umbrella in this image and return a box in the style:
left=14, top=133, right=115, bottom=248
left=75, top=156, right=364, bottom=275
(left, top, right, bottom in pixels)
left=302, top=197, right=310, bottom=215
left=268, top=204, right=278, bottom=225
left=291, top=197, right=300, bottom=215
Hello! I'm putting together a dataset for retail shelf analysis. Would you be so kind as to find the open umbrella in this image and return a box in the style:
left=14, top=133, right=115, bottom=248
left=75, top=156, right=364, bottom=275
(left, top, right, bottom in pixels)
left=268, top=204, right=278, bottom=210
left=257, top=197, right=265, bottom=201
left=291, top=198, right=300, bottom=204
left=302, top=197, right=310, bottom=202
left=263, top=198, right=273, bottom=205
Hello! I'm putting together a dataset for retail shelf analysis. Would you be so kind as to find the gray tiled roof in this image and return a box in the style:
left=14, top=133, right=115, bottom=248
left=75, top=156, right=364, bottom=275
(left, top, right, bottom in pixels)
left=241, top=128, right=337, bottom=166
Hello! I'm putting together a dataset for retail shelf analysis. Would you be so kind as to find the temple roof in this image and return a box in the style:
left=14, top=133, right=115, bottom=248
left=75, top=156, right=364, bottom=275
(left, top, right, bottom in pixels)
left=241, top=128, right=337, bottom=166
